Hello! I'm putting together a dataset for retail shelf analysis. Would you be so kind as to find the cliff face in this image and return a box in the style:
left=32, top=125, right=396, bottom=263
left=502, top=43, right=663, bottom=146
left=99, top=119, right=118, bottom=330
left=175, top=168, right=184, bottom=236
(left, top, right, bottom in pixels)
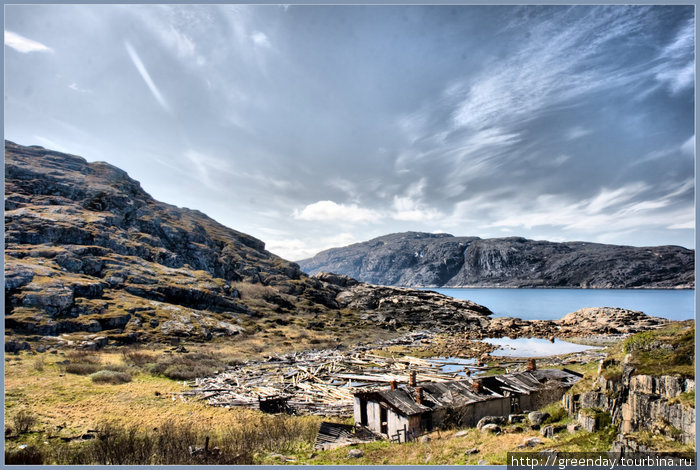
left=562, top=322, right=695, bottom=451
left=298, top=232, right=695, bottom=288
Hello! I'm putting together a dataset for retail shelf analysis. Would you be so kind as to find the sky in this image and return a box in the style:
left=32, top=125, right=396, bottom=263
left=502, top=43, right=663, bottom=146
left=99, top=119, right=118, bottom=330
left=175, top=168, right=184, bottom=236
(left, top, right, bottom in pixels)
left=4, top=4, right=695, bottom=260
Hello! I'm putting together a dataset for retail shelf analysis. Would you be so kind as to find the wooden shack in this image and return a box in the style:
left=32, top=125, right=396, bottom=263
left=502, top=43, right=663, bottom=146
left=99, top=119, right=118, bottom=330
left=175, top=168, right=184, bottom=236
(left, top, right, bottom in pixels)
left=353, top=368, right=581, bottom=442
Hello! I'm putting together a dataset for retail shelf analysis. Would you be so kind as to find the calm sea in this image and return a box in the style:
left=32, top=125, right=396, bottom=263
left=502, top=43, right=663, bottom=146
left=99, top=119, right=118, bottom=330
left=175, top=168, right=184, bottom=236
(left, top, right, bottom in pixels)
left=430, top=288, right=695, bottom=321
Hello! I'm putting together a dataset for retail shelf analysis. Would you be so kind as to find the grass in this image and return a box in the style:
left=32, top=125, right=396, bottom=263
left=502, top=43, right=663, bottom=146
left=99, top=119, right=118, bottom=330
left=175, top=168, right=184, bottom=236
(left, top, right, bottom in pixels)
left=668, top=390, right=694, bottom=408
left=3, top=347, right=333, bottom=464
left=600, top=321, right=695, bottom=379
left=4, top=416, right=320, bottom=465
left=89, top=370, right=132, bottom=384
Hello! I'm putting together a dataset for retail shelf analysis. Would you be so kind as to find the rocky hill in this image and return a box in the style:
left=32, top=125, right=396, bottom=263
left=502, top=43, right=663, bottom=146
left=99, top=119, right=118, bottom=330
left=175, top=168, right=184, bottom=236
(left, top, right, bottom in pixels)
left=4, top=142, right=492, bottom=347
left=298, top=232, right=694, bottom=288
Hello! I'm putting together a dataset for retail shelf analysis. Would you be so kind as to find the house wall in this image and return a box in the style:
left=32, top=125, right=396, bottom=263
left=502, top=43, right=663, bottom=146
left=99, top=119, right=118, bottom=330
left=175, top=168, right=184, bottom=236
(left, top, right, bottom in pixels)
left=528, top=386, right=568, bottom=411
left=367, top=401, right=382, bottom=433
left=387, top=410, right=411, bottom=441
left=353, top=397, right=362, bottom=426
left=473, top=397, right=509, bottom=423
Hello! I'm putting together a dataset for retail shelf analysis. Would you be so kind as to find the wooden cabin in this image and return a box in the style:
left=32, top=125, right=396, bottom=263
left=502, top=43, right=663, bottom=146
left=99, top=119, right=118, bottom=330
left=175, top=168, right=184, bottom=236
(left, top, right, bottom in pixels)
left=353, top=368, right=581, bottom=442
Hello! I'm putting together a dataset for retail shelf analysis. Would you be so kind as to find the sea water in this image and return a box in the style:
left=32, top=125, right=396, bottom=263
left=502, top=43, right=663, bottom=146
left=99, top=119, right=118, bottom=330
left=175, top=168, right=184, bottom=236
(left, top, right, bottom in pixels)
left=430, top=288, right=694, bottom=321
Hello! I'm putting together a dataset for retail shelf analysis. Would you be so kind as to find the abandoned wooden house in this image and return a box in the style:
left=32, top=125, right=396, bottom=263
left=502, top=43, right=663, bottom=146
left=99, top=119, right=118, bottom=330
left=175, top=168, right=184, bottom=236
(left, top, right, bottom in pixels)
left=352, top=368, right=581, bottom=442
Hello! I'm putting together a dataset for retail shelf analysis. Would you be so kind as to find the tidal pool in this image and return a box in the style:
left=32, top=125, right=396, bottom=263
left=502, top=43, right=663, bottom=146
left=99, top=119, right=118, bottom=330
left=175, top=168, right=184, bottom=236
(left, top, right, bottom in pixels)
left=483, top=337, right=602, bottom=357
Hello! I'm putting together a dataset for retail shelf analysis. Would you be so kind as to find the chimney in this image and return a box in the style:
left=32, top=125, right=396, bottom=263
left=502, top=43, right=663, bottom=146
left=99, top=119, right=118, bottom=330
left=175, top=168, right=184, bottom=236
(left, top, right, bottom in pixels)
left=415, top=387, right=423, bottom=405
left=472, top=379, right=482, bottom=394
left=390, top=380, right=397, bottom=390
left=527, top=359, right=537, bottom=371
left=409, top=371, right=417, bottom=387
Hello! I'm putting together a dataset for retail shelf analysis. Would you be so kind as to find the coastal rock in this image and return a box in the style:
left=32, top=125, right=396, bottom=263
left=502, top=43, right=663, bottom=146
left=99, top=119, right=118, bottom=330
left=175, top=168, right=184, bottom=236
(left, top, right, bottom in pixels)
left=557, top=307, right=668, bottom=335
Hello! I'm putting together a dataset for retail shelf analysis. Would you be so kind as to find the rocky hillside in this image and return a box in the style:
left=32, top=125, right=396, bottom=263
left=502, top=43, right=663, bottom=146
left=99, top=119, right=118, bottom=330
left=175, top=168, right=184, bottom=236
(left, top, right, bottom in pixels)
left=4, top=142, right=492, bottom=347
left=562, top=321, right=695, bottom=452
left=298, top=232, right=694, bottom=288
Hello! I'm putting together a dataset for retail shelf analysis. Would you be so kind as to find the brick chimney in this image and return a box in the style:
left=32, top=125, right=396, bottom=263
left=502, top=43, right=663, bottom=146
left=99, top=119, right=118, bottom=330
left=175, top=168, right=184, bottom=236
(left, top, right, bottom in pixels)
left=527, top=359, right=537, bottom=371
left=390, top=380, right=397, bottom=390
left=415, top=386, right=423, bottom=405
left=472, top=379, right=482, bottom=394
left=409, top=371, right=417, bottom=387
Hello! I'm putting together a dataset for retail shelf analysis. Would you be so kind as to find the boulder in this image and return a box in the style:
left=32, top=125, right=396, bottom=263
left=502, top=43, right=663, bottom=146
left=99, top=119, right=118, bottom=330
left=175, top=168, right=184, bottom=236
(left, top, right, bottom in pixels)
left=348, top=449, right=363, bottom=458
left=528, top=411, right=550, bottom=426
left=481, top=424, right=501, bottom=434
left=477, top=416, right=507, bottom=429
left=517, top=437, right=543, bottom=448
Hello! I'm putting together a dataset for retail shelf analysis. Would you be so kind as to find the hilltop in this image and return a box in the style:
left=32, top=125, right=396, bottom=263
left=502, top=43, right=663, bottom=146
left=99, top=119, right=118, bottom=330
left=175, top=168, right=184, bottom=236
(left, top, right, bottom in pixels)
left=298, top=232, right=694, bottom=288
left=4, top=141, right=491, bottom=349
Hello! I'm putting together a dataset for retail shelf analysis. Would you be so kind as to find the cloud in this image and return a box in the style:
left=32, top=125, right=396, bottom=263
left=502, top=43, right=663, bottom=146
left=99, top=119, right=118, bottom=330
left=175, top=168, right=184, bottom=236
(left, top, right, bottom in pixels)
left=293, top=200, right=380, bottom=223
left=680, top=135, right=694, bottom=156
left=390, top=179, right=443, bottom=222
left=485, top=181, right=693, bottom=234
left=251, top=31, right=270, bottom=48
left=266, top=232, right=357, bottom=260
left=68, top=82, right=91, bottom=93
left=654, top=18, right=694, bottom=95
left=124, top=40, right=171, bottom=113
left=565, top=126, right=591, bottom=141
left=5, top=31, right=52, bottom=53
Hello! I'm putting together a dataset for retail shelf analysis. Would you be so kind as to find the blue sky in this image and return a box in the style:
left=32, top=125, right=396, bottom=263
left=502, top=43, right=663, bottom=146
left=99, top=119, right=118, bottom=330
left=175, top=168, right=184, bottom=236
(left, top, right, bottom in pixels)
left=4, top=5, right=695, bottom=260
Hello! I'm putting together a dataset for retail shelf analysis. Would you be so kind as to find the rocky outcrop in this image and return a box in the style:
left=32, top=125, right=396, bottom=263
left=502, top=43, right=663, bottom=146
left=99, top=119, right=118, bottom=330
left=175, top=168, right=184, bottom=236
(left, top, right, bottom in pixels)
left=312, top=273, right=492, bottom=331
left=562, top=323, right=695, bottom=451
left=479, top=307, right=668, bottom=339
left=298, top=232, right=694, bottom=288
left=3, top=141, right=349, bottom=342
left=4, top=142, right=496, bottom=344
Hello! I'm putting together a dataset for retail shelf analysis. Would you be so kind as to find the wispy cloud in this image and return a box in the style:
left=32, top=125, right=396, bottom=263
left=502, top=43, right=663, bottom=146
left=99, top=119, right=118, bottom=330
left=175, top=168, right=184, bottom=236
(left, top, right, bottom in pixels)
left=565, top=126, right=591, bottom=141
left=124, top=40, right=171, bottom=113
left=5, top=31, right=52, bottom=53
left=68, top=82, right=91, bottom=93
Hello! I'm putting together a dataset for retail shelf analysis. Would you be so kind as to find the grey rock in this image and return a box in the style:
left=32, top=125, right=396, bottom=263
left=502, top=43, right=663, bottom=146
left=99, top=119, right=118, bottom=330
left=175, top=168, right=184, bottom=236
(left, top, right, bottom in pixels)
left=481, top=424, right=501, bottom=433
left=541, top=425, right=554, bottom=438
left=566, top=423, right=580, bottom=433
left=454, top=430, right=470, bottom=437
left=348, top=449, right=363, bottom=458
left=528, top=411, right=550, bottom=426
left=518, top=437, right=543, bottom=448
left=464, top=448, right=479, bottom=455
left=5, top=341, right=31, bottom=353
left=477, top=416, right=507, bottom=429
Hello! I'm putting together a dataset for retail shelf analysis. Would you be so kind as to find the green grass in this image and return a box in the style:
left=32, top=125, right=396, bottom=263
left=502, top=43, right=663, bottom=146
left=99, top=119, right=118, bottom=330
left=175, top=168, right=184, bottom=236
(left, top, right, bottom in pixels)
left=668, top=390, right=694, bottom=408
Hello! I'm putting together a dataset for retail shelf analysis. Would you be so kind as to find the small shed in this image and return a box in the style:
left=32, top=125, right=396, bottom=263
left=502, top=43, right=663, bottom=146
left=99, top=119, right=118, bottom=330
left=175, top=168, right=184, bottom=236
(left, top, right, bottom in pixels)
left=353, top=368, right=581, bottom=442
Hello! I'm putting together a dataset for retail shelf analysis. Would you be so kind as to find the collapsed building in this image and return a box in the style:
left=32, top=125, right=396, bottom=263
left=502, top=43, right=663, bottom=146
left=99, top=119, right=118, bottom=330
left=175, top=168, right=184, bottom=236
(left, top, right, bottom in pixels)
left=353, top=366, right=581, bottom=443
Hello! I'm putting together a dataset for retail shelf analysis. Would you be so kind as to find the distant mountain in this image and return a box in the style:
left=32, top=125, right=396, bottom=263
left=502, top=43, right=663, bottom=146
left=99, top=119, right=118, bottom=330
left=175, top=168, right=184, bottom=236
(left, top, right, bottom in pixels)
left=297, top=232, right=694, bottom=288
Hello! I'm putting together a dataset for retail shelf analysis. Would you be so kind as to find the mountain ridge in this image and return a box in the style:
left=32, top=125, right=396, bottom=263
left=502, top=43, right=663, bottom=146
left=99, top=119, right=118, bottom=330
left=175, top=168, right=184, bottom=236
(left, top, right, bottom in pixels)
left=297, top=231, right=694, bottom=288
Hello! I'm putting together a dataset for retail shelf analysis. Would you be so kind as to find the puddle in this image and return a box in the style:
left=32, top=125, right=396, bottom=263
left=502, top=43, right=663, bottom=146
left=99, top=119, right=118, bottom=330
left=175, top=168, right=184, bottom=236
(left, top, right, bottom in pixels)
left=482, top=337, right=602, bottom=357
left=426, top=356, right=477, bottom=376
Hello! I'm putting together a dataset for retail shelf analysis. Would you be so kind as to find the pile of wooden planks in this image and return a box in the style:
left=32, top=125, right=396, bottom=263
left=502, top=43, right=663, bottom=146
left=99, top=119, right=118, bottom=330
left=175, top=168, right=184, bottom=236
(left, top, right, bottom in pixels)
left=185, top=332, right=482, bottom=416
